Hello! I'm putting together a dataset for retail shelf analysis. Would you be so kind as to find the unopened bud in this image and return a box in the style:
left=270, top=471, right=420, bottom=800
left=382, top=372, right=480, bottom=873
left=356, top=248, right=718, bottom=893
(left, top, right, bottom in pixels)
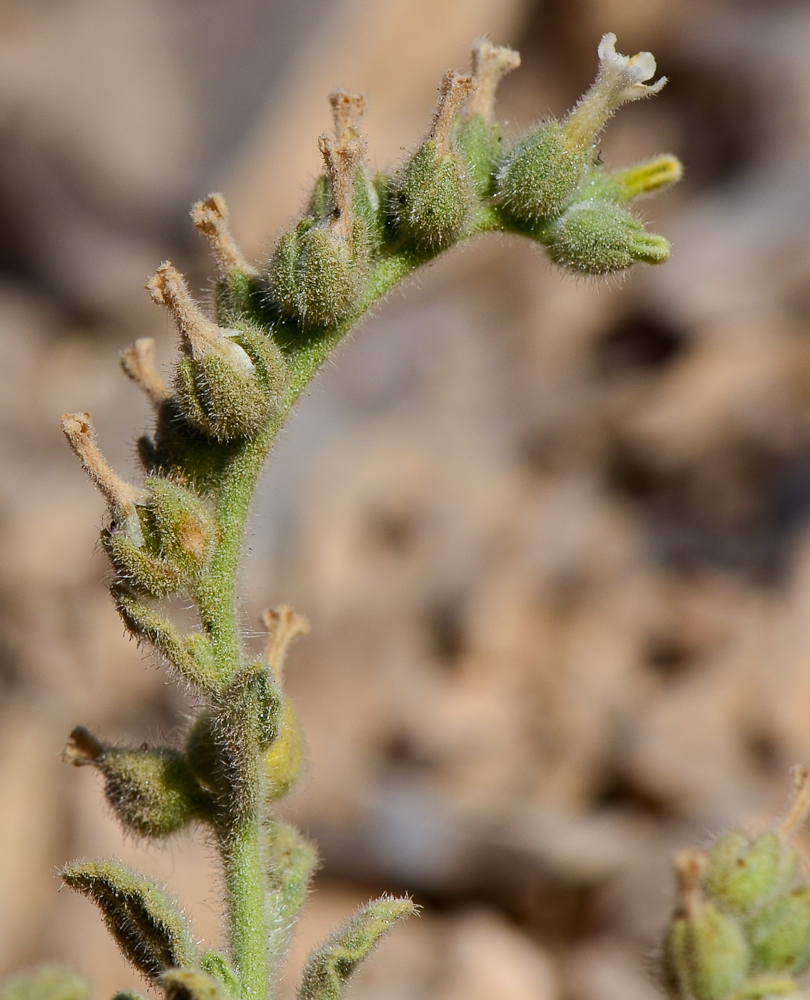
left=391, top=71, right=476, bottom=253
left=199, top=953, right=239, bottom=998
left=547, top=200, right=670, bottom=274
left=160, top=970, right=225, bottom=1000
left=613, top=155, right=683, bottom=202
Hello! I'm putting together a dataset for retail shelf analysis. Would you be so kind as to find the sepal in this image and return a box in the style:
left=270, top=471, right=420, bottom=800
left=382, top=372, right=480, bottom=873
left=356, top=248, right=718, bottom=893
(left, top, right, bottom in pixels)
left=112, top=586, right=221, bottom=692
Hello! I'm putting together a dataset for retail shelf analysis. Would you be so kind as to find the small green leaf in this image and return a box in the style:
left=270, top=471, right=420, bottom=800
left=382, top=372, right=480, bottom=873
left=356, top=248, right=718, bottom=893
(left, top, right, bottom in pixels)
left=297, top=896, right=415, bottom=1000
left=62, top=860, right=197, bottom=982
left=199, top=953, right=239, bottom=998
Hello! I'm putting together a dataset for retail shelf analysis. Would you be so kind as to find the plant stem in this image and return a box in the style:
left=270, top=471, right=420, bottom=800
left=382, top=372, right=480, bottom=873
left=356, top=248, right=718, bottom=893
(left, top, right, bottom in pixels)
left=220, top=820, right=268, bottom=1000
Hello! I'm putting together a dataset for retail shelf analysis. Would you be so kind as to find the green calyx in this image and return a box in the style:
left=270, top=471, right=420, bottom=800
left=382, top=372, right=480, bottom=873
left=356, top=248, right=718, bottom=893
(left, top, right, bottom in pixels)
left=548, top=199, right=670, bottom=274
left=497, top=122, right=590, bottom=222
left=64, top=728, right=210, bottom=837
left=174, top=326, right=288, bottom=442
left=270, top=219, right=371, bottom=328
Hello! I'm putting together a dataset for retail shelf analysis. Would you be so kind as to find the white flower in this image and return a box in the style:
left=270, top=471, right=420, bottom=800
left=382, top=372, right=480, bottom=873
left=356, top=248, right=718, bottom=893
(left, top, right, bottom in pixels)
left=595, top=32, right=666, bottom=107
left=563, top=33, right=667, bottom=151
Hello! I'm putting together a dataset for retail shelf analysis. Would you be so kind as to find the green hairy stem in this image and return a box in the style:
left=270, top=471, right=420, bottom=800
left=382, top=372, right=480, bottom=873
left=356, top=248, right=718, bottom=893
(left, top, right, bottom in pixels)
left=22, top=30, right=806, bottom=1000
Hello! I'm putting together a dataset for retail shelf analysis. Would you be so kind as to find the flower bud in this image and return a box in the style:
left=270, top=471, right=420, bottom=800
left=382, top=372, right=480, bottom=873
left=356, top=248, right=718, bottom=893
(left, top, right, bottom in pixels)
left=270, top=124, right=371, bottom=328
left=662, top=851, right=750, bottom=1000
left=160, top=970, right=225, bottom=1000
left=547, top=199, right=670, bottom=274
left=147, top=263, right=287, bottom=441
left=63, top=728, right=208, bottom=838
left=390, top=71, right=476, bottom=253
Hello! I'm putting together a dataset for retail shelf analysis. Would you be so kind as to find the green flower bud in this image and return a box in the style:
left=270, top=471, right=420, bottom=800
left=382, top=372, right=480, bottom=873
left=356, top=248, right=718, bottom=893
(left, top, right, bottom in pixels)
left=147, top=263, right=287, bottom=442
left=704, top=831, right=799, bottom=916
left=612, top=154, right=684, bottom=202
left=61, top=860, right=198, bottom=983
left=390, top=71, right=476, bottom=253
left=662, top=851, right=750, bottom=1000
left=271, top=122, right=372, bottom=328
left=63, top=727, right=209, bottom=838
left=748, top=888, right=810, bottom=975
left=547, top=199, right=670, bottom=274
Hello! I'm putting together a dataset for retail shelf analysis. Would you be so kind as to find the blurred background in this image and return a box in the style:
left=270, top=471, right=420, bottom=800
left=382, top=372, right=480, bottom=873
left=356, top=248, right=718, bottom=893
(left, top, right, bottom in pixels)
left=2, top=0, right=810, bottom=997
